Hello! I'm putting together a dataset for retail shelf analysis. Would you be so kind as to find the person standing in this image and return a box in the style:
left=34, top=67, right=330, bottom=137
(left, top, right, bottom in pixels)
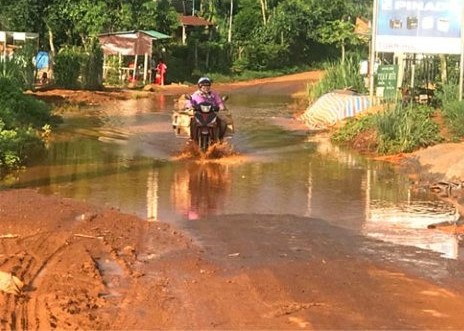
left=156, top=59, right=167, bottom=86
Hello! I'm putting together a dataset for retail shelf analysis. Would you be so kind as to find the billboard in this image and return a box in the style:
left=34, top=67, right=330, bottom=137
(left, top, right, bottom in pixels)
left=375, top=0, right=463, bottom=54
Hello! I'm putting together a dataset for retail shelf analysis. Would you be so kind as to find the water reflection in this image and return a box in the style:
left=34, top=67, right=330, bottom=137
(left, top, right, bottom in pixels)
left=171, top=162, right=232, bottom=221
left=147, top=168, right=159, bottom=221
left=308, top=134, right=460, bottom=259
left=364, top=189, right=459, bottom=259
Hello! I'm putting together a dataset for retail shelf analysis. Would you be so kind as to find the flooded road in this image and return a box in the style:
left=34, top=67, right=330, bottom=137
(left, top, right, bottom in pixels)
left=1, top=93, right=462, bottom=264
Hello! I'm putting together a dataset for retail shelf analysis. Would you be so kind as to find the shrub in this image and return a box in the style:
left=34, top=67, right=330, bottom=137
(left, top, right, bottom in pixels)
left=440, top=100, right=464, bottom=138
left=54, top=47, right=83, bottom=89
left=376, top=104, right=442, bottom=154
left=0, top=125, right=44, bottom=174
left=0, top=76, right=52, bottom=176
left=332, top=104, right=442, bottom=155
left=81, top=39, right=104, bottom=90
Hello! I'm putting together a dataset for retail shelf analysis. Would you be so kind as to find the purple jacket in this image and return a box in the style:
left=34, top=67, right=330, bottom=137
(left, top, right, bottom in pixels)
left=186, top=90, right=225, bottom=110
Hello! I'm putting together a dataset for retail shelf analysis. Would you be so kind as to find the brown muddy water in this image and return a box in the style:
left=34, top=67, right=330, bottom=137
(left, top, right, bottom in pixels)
left=1, top=93, right=462, bottom=265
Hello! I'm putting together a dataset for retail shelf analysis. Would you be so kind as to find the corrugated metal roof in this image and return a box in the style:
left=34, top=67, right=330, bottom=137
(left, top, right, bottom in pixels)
left=180, top=15, right=214, bottom=26
left=98, top=30, right=171, bottom=39
left=141, top=30, right=172, bottom=39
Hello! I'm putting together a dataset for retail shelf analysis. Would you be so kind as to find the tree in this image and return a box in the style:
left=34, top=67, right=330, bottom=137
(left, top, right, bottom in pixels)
left=317, top=19, right=361, bottom=63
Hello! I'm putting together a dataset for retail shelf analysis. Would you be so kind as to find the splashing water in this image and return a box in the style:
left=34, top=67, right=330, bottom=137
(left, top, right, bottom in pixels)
left=174, top=141, right=238, bottom=161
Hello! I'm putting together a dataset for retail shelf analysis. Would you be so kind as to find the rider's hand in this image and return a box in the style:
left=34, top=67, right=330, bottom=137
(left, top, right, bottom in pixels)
left=184, top=108, right=194, bottom=115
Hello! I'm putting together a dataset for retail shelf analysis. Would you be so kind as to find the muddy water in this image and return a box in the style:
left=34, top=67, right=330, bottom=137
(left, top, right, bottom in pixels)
left=1, top=93, right=461, bottom=261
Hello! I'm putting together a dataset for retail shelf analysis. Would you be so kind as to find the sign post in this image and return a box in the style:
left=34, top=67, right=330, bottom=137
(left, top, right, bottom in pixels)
left=369, top=0, right=379, bottom=104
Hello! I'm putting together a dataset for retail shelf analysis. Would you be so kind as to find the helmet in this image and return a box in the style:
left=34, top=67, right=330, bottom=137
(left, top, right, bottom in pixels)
left=197, top=77, right=211, bottom=87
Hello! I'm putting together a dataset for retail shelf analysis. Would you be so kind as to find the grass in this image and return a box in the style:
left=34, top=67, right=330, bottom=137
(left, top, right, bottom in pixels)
left=331, top=104, right=443, bottom=155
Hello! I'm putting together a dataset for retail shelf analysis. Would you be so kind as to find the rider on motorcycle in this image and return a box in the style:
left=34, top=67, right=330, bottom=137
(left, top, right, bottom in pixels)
left=186, top=77, right=227, bottom=142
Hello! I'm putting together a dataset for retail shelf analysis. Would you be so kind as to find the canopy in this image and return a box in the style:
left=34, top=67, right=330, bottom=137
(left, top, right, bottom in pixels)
left=98, top=30, right=172, bottom=56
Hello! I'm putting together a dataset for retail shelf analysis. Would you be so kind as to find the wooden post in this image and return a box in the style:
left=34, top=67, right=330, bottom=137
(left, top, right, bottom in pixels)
left=369, top=0, right=379, bottom=104
left=460, top=4, right=464, bottom=101
left=133, top=54, right=138, bottom=82
left=143, top=53, right=148, bottom=84
left=119, top=53, right=123, bottom=82
left=182, top=25, right=187, bottom=45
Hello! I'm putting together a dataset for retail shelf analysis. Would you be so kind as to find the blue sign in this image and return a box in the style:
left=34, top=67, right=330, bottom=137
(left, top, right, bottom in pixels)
left=376, top=0, right=463, bottom=54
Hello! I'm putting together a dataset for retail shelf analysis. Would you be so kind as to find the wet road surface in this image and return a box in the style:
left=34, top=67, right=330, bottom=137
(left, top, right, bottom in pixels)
left=1, top=92, right=463, bottom=268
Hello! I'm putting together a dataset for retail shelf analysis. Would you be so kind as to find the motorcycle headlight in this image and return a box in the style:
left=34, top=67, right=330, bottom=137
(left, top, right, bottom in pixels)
left=200, top=105, right=212, bottom=113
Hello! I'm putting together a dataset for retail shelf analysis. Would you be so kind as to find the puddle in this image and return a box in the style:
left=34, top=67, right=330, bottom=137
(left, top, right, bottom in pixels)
left=95, top=254, right=126, bottom=299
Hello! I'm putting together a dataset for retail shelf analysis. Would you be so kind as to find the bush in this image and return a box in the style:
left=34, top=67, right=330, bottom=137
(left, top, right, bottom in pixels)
left=0, top=76, right=52, bottom=176
left=81, top=39, right=104, bottom=90
left=332, top=104, right=442, bottom=155
left=0, top=125, right=44, bottom=173
left=441, top=100, right=464, bottom=138
left=376, top=104, right=442, bottom=154
left=0, top=77, right=50, bottom=129
left=54, top=47, right=83, bottom=89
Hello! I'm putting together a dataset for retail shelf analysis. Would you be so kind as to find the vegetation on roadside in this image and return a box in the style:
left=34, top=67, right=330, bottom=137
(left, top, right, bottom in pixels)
left=309, top=59, right=447, bottom=155
left=331, top=104, right=442, bottom=155
left=307, top=57, right=367, bottom=101
left=434, top=82, right=464, bottom=140
left=0, top=0, right=371, bottom=86
left=0, top=63, right=53, bottom=176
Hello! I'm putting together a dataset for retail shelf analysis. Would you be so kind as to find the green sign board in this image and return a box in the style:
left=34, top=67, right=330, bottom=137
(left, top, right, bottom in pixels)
left=375, top=65, right=399, bottom=100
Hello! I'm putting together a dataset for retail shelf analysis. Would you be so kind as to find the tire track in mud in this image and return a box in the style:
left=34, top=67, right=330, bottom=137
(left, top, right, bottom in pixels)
left=23, top=229, right=132, bottom=330
left=1, top=230, right=83, bottom=330
left=0, top=207, right=127, bottom=330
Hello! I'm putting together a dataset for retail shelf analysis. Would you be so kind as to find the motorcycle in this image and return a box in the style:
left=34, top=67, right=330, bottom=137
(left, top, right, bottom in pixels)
left=172, top=94, right=234, bottom=153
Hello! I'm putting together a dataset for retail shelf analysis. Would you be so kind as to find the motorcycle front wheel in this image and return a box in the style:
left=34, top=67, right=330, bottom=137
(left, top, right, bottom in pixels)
left=198, top=134, right=210, bottom=153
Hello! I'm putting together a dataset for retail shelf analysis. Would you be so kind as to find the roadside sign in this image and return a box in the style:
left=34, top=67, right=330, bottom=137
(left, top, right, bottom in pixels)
left=376, top=64, right=399, bottom=100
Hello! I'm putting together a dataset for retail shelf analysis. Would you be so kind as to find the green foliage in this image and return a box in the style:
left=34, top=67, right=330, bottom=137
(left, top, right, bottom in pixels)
left=12, top=42, right=37, bottom=89
left=0, top=77, right=51, bottom=129
left=0, top=58, right=24, bottom=89
left=3, top=0, right=372, bottom=78
left=232, top=0, right=262, bottom=41
left=440, top=100, right=464, bottom=138
left=81, top=38, right=103, bottom=90
left=54, top=46, right=83, bottom=89
left=0, top=125, right=44, bottom=173
left=433, top=82, right=459, bottom=107
left=0, top=76, right=52, bottom=175
left=332, top=104, right=442, bottom=155
left=376, top=105, right=442, bottom=154
left=308, top=57, right=366, bottom=101
left=432, top=82, right=464, bottom=138
left=138, top=0, right=179, bottom=33
left=0, top=43, right=36, bottom=90
left=102, top=56, right=122, bottom=87
left=166, top=45, right=194, bottom=83
left=317, top=19, right=362, bottom=62
left=331, top=115, right=376, bottom=143
left=233, top=42, right=289, bottom=71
